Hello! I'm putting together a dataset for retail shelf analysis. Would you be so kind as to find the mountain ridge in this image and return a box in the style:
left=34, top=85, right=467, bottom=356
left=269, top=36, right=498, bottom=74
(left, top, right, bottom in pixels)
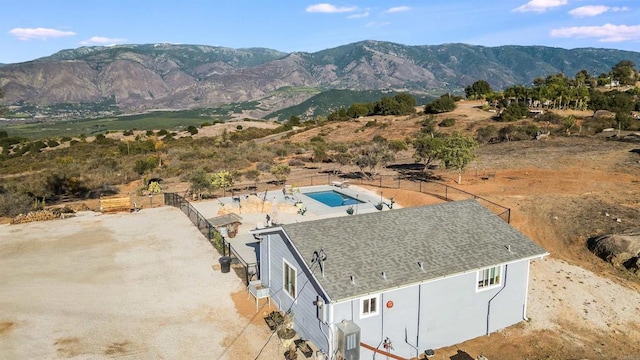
left=1, top=41, right=639, bottom=116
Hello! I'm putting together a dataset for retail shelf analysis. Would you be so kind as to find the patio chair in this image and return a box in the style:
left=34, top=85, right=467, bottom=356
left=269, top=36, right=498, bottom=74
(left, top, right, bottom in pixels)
left=332, top=180, right=350, bottom=188
left=283, top=184, right=295, bottom=200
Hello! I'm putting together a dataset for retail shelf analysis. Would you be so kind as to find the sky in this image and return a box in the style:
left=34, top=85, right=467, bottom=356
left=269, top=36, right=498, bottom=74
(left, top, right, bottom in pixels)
left=1, top=0, right=639, bottom=64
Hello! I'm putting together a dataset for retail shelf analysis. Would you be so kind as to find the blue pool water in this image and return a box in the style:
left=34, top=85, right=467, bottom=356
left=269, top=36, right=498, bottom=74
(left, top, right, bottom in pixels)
left=305, top=190, right=365, bottom=207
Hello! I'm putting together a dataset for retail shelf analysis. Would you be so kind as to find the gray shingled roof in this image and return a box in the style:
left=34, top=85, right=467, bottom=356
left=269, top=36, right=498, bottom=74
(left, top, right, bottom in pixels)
left=281, top=199, right=548, bottom=302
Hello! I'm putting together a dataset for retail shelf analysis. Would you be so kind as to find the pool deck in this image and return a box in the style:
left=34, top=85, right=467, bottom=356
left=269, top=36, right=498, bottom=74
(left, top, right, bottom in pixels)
left=189, top=184, right=396, bottom=279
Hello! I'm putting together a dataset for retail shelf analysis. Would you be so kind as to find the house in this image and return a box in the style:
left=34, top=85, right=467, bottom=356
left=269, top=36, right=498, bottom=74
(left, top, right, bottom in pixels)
left=253, top=199, right=548, bottom=359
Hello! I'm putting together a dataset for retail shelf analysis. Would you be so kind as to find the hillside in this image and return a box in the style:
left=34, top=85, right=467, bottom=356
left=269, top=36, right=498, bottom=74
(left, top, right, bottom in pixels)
left=1, top=41, right=640, bottom=118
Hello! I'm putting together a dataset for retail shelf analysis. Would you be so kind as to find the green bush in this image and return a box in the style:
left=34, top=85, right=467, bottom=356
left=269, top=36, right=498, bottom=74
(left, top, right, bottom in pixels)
left=425, top=94, right=457, bottom=114
left=498, top=103, right=528, bottom=122
left=439, top=118, right=456, bottom=127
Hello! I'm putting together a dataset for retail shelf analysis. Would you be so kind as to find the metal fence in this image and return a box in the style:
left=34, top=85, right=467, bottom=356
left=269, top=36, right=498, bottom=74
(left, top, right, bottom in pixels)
left=164, top=192, right=256, bottom=284
left=197, top=173, right=511, bottom=223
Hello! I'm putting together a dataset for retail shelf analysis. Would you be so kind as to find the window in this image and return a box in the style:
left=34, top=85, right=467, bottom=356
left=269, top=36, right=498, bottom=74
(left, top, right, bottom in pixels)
left=477, top=265, right=502, bottom=290
left=283, top=260, right=297, bottom=299
left=360, top=295, right=379, bottom=318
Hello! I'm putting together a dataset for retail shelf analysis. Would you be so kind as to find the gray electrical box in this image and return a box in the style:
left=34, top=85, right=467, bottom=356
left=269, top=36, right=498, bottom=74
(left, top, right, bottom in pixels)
left=336, top=320, right=360, bottom=360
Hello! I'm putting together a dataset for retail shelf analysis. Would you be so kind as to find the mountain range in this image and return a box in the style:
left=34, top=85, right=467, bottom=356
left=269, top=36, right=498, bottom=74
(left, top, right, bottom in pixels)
left=1, top=41, right=640, bottom=117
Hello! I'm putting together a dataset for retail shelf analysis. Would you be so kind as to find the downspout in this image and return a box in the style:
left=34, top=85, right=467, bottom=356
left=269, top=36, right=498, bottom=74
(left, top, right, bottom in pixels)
left=379, top=292, right=385, bottom=359
left=522, top=260, right=531, bottom=321
left=486, top=264, right=508, bottom=335
left=404, top=284, right=420, bottom=357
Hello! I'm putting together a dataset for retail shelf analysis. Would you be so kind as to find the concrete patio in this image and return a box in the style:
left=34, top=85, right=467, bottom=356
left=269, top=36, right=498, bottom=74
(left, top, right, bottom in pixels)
left=189, top=184, right=397, bottom=280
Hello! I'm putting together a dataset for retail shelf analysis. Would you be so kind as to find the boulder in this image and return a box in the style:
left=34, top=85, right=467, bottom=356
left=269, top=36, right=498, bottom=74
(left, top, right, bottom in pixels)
left=587, top=230, right=640, bottom=274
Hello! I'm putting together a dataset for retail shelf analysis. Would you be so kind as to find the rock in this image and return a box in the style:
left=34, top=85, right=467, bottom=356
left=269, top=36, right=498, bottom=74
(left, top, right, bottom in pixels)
left=587, top=230, right=640, bottom=273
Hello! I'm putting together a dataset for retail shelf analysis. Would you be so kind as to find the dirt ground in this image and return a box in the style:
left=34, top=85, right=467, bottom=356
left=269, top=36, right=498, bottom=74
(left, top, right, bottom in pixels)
left=0, top=207, right=283, bottom=359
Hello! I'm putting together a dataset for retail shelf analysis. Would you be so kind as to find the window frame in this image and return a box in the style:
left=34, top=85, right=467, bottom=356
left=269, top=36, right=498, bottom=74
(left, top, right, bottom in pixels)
left=360, top=294, right=380, bottom=319
left=476, top=265, right=502, bottom=291
left=283, top=259, right=297, bottom=300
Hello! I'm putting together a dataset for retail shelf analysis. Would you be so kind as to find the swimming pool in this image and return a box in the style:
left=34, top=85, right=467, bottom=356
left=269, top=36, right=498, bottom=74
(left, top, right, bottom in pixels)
left=304, top=190, right=365, bottom=207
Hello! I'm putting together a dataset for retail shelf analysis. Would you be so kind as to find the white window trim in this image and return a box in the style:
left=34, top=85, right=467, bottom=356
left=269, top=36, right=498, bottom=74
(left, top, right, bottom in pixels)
left=476, top=265, right=503, bottom=292
left=360, top=294, right=380, bottom=319
left=283, top=259, right=297, bottom=300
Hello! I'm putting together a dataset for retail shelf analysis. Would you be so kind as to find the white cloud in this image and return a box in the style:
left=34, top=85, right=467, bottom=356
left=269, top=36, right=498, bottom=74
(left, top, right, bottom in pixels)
left=513, top=0, right=568, bottom=13
left=79, top=36, right=127, bottom=46
left=550, top=23, right=640, bottom=42
left=306, top=3, right=357, bottom=13
left=386, top=6, right=410, bottom=13
left=569, top=5, right=629, bottom=18
left=365, top=21, right=391, bottom=28
left=8, top=27, right=76, bottom=40
left=348, top=11, right=370, bottom=19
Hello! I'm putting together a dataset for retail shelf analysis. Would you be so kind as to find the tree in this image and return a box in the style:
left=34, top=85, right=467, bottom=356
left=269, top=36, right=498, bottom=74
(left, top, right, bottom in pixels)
left=0, top=85, right=5, bottom=117
left=288, top=115, right=300, bottom=127
left=148, top=181, right=162, bottom=206
left=189, top=169, right=212, bottom=199
left=269, top=164, right=291, bottom=184
left=611, top=60, right=637, bottom=86
left=439, top=133, right=478, bottom=184
left=464, top=80, right=493, bottom=99
left=413, top=135, right=445, bottom=169
left=211, top=170, right=234, bottom=196
left=332, top=152, right=354, bottom=174
left=346, top=103, right=370, bottom=118
left=425, top=94, right=457, bottom=114
left=353, top=143, right=395, bottom=179
left=312, top=142, right=328, bottom=163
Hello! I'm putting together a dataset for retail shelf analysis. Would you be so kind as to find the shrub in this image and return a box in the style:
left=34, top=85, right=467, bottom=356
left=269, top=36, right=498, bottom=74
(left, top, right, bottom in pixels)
left=365, top=120, right=378, bottom=128
left=439, top=118, right=456, bottom=127
left=0, top=192, right=34, bottom=217
left=256, top=162, right=273, bottom=172
left=187, top=125, right=198, bottom=135
left=499, top=103, right=528, bottom=122
left=372, top=135, right=387, bottom=143
left=123, top=130, right=134, bottom=136
left=535, top=112, right=562, bottom=124
left=47, top=140, right=60, bottom=148
left=476, top=125, right=499, bottom=144
left=288, top=158, right=306, bottom=167
left=388, top=140, right=408, bottom=152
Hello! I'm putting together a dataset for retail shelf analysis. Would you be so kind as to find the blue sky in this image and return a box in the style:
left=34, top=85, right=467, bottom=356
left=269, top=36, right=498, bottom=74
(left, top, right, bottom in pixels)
left=1, top=0, right=639, bottom=64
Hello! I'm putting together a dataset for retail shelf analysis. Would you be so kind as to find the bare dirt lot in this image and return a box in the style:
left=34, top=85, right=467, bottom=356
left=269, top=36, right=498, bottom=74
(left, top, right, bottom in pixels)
left=0, top=207, right=282, bottom=359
